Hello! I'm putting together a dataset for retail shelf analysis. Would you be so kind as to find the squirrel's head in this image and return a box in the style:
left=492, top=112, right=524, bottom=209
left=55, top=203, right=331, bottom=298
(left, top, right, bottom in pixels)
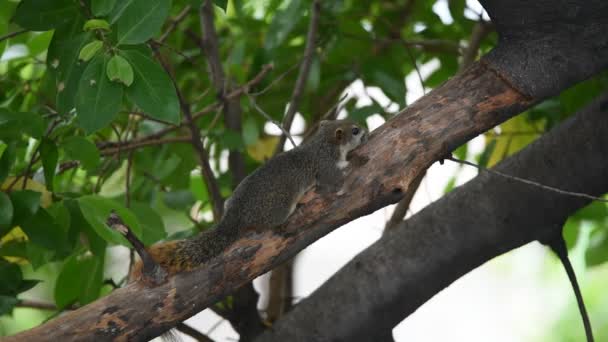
left=318, top=119, right=368, bottom=153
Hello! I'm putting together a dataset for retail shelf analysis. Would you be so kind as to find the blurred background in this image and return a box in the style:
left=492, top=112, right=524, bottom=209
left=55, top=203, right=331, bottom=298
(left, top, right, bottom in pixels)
left=1, top=0, right=607, bottom=341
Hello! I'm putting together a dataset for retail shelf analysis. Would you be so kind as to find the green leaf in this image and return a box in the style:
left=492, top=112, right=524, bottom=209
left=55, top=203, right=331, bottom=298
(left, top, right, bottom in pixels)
left=0, top=260, right=22, bottom=295
left=12, top=0, right=79, bottom=31
left=453, top=144, right=468, bottom=160
left=162, top=190, right=195, bottom=211
left=106, top=55, right=134, bottom=86
left=54, top=250, right=104, bottom=309
left=62, top=136, right=100, bottom=170
left=350, top=105, right=381, bottom=124
left=78, top=40, right=104, bottom=62
left=115, top=0, right=171, bottom=45
left=190, top=174, right=208, bottom=202
left=0, top=142, right=16, bottom=184
left=48, top=31, right=92, bottom=115
left=76, top=55, right=124, bottom=133
left=122, top=49, right=180, bottom=124
left=443, top=176, right=457, bottom=194
left=83, top=19, right=111, bottom=32
left=92, top=0, right=118, bottom=16
left=77, top=195, right=142, bottom=246
left=40, top=138, right=58, bottom=192
left=17, top=279, right=41, bottom=293
left=243, top=118, right=259, bottom=146
left=20, top=208, right=68, bottom=253
left=64, top=200, right=106, bottom=256
left=130, top=202, right=166, bottom=245
left=371, top=71, right=406, bottom=107
left=0, top=192, right=13, bottom=233
left=9, top=191, right=41, bottom=227
left=264, top=0, right=305, bottom=51
left=213, top=0, right=228, bottom=12
left=477, top=139, right=497, bottom=169
left=0, top=295, right=19, bottom=316
left=0, top=109, right=44, bottom=139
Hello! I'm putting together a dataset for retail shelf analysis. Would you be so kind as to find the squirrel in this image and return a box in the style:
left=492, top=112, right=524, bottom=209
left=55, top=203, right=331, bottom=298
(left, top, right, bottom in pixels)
left=131, top=119, right=367, bottom=279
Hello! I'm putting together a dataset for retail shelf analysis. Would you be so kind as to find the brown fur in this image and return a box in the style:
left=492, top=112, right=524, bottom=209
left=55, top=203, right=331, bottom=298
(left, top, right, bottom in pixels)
left=130, top=120, right=367, bottom=281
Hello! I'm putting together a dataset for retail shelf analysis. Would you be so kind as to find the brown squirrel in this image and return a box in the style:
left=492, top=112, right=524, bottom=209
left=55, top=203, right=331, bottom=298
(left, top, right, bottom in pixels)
left=132, top=119, right=367, bottom=278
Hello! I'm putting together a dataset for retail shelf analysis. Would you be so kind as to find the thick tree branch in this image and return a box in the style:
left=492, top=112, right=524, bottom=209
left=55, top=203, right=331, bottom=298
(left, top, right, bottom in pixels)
left=5, top=59, right=535, bottom=342
left=8, top=1, right=608, bottom=336
left=256, top=91, right=608, bottom=342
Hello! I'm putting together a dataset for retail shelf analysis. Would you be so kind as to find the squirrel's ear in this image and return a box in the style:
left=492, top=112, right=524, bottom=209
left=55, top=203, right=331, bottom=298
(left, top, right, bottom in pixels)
left=334, top=128, right=343, bottom=141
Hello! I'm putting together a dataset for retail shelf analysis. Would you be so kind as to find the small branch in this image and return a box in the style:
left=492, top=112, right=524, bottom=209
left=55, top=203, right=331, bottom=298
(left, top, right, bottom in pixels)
left=106, top=211, right=168, bottom=285
left=275, top=0, right=321, bottom=154
left=96, top=65, right=273, bottom=155
left=250, top=60, right=300, bottom=96
left=151, top=44, right=225, bottom=220
left=446, top=156, right=608, bottom=202
left=0, top=29, right=28, bottom=43
left=98, top=136, right=192, bottom=156
left=384, top=171, right=425, bottom=231
left=175, top=322, right=214, bottom=342
left=460, top=19, right=493, bottom=71
left=125, top=150, right=134, bottom=208
left=17, top=300, right=58, bottom=311
left=159, top=5, right=192, bottom=43
left=199, top=0, right=226, bottom=94
left=248, top=95, right=296, bottom=147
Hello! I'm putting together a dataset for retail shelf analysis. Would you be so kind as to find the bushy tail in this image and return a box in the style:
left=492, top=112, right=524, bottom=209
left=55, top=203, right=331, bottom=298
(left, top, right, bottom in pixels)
left=131, top=221, right=238, bottom=279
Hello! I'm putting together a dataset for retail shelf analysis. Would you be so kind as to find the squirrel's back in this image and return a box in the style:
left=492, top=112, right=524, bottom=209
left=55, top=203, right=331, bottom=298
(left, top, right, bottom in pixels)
left=131, top=120, right=367, bottom=280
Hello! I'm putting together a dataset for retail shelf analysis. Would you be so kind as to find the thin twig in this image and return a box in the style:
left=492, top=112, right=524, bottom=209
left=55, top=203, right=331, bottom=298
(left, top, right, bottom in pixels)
left=106, top=211, right=168, bottom=285
left=0, top=29, right=28, bottom=43
left=459, top=17, right=493, bottom=71
left=447, top=156, right=608, bottom=203
left=99, top=136, right=192, bottom=156
left=125, top=110, right=179, bottom=127
left=248, top=95, right=296, bottom=147
left=151, top=43, right=225, bottom=220
left=96, top=65, right=272, bottom=153
left=206, top=317, right=225, bottom=335
left=7, top=119, right=60, bottom=191
left=275, top=0, right=321, bottom=154
left=250, top=60, right=301, bottom=97
left=175, top=322, right=214, bottom=342
left=384, top=171, right=425, bottom=231
left=403, top=43, right=425, bottom=95
left=159, top=5, right=192, bottom=43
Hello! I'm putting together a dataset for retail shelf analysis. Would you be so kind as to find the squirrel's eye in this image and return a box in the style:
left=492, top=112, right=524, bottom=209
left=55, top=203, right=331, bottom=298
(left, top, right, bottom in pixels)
left=352, top=127, right=360, bottom=135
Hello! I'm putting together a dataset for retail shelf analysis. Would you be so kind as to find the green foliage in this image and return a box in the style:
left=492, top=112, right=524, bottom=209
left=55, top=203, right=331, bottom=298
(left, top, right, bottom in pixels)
left=0, top=0, right=607, bottom=338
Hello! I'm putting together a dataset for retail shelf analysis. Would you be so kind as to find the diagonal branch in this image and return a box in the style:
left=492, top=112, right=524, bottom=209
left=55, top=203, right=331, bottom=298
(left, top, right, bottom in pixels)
left=256, top=91, right=608, bottom=342
left=4, top=59, right=536, bottom=342
left=8, top=1, right=608, bottom=334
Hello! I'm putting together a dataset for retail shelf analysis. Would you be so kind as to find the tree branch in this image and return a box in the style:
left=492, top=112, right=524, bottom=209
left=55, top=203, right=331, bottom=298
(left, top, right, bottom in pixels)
left=8, top=1, right=608, bottom=335
left=4, top=59, right=536, bottom=342
left=275, top=0, right=321, bottom=153
left=198, top=1, right=266, bottom=339
left=151, top=43, right=225, bottom=221
left=256, top=90, right=608, bottom=342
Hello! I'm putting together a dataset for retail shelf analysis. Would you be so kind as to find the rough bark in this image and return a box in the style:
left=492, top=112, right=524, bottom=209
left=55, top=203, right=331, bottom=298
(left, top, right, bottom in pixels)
left=257, top=92, right=608, bottom=342
left=481, top=0, right=608, bottom=99
left=6, top=59, right=533, bottom=342
left=7, top=1, right=608, bottom=338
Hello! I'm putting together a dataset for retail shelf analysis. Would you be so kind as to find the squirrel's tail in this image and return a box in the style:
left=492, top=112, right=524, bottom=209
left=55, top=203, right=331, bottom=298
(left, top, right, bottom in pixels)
left=131, top=221, right=238, bottom=280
